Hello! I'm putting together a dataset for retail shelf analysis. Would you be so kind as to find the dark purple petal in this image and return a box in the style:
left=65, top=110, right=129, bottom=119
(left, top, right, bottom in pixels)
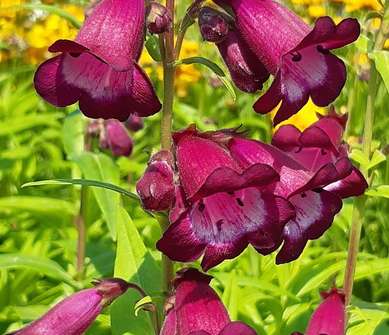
left=276, top=190, right=342, bottom=264
left=33, top=55, right=81, bottom=107
left=102, top=120, right=133, bottom=157
left=324, top=167, right=368, bottom=199
left=199, top=6, right=230, bottom=43
left=219, top=321, right=257, bottom=335
left=75, top=0, right=146, bottom=69
left=157, top=215, right=207, bottom=263
left=147, top=2, right=172, bottom=34
left=271, top=125, right=301, bottom=152
left=169, top=186, right=190, bottom=224
left=136, top=151, right=175, bottom=211
left=217, top=29, right=270, bottom=93
left=158, top=188, right=293, bottom=271
left=125, top=115, right=144, bottom=132
left=306, top=288, right=345, bottom=335
left=254, top=50, right=346, bottom=125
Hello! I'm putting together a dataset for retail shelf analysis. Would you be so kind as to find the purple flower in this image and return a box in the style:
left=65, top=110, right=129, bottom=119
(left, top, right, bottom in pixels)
left=11, top=278, right=130, bottom=335
left=160, top=268, right=257, bottom=335
left=214, top=0, right=360, bottom=125
left=147, top=1, right=172, bottom=34
left=157, top=126, right=295, bottom=270
left=125, top=115, right=144, bottom=132
left=136, top=150, right=176, bottom=211
left=198, top=7, right=269, bottom=93
left=227, top=135, right=344, bottom=263
left=100, top=119, right=133, bottom=157
left=272, top=111, right=368, bottom=199
left=304, top=288, right=345, bottom=335
left=34, top=0, right=161, bottom=121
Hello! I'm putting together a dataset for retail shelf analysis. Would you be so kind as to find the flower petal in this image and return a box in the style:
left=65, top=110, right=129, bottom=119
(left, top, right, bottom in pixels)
left=75, top=0, right=146, bottom=70
left=33, top=55, right=81, bottom=107
left=219, top=321, right=257, bottom=335
left=276, top=190, right=342, bottom=263
left=324, top=167, right=368, bottom=199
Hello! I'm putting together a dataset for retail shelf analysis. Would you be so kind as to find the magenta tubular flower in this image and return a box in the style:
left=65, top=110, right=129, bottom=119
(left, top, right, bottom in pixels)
left=136, top=150, right=176, bottom=211
left=160, top=268, right=257, bottom=335
left=34, top=0, right=161, bottom=121
left=198, top=7, right=269, bottom=93
left=11, top=278, right=130, bottom=335
left=305, top=288, right=345, bottom=335
left=227, top=135, right=345, bottom=263
left=214, top=0, right=360, bottom=125
left=100, top=119, right=133, bottom=157
left=272, top=112, right=368, bottom=199
left=157, top=126, right=295, bottom=270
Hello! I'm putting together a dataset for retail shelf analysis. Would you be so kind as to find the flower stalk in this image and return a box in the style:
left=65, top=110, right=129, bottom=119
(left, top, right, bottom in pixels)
left=343, top=3, right=389, bottom=310
left=160, top=0, right=176, bottom=294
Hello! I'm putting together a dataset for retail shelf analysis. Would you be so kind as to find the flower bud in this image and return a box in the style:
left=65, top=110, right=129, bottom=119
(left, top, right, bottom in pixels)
left=11, top=278, right=130, bottom=335
left=136, top=150, right=175, bottom=211
left=125, top=115, right=144, bottom=132
left=100, top=119, right=133, bottom=157
left=198, top=7, right=230, bottom=43
left=147, top=2, right=172, bottom=34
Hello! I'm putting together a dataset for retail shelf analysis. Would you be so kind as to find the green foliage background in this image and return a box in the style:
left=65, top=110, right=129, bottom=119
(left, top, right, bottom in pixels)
left=0, top=0, right=389, bottom=334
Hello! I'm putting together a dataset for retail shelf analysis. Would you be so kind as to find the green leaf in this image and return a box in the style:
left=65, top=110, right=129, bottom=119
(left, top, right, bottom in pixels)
left=370, top=50, right=389, bottom=93
left=134, top=296, right=153, bottom=317
left=0, top=254, right=78, bottom=287
left=145, top=35, right=162, bottom=62
left=62, top=111, right=85, bottom=160
left=22, top=178, right=139, bottom=201
left=218, top=76, right=237, bottom=101
left=74, top=152, right=121, bottom=240
left=177, top=56, right=225, bottom=76
left=0, top=196, right=76, bottom=217
left=366, top=150, right=386, bottom=170
left=110, top=208, right=161, bottom=335
left=366, top=185, right=389, bottom=198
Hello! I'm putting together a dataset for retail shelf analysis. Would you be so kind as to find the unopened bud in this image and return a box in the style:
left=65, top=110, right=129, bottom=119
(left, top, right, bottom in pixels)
left=136, top=150, right=175, bottom=211
left=125, top=115, right=144, bottom=132
left=198, top=7, right=230, bottom=43
left=147, top=2, right=172, bottom=34
left=101, top=119, right=133, bottom=157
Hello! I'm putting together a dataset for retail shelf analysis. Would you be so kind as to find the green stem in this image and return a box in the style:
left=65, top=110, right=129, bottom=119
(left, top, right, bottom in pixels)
left=160, top=0, right=176, bottom=294
left=343, top=4, right=389, bottom=310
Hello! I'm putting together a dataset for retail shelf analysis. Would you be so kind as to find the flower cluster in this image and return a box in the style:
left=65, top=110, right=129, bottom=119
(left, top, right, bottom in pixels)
left=138, top=112, right=367, bottom=270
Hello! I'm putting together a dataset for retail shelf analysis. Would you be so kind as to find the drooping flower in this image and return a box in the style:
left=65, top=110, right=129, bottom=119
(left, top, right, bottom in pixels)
left=292, top=288, right=345, bottom=335
left=10, top=278, right=130, bottom=335
left=34, top=0, right=161, bottom=121
left=272, top=111, right=368, bottom=199
left=198, top=6, right=269, bottom=93
left=214, top=0, right=360, bottom=125
left=136, top=150, right=176, bottom=211
left=227, top=134, right=344, bottom=263
left=157, top=125, right=295, bottom=270
left=160, top=268, right=257, bottom=335
left=100, top=119, right=133, bottom=157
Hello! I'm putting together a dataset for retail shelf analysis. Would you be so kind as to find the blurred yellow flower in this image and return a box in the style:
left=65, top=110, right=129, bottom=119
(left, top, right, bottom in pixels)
left=341, top=0, right=382, bottom=12
left=308, top=5, right=326, bottom=17
left=272, top=99, right=326, bottom=131
left=140, top=39, right=202, bottom=97
left=0, top=0, right=23, bottom=18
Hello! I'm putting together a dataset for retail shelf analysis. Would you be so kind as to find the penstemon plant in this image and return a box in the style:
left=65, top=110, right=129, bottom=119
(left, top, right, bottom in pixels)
left=5, top=0, right=389, bottom=334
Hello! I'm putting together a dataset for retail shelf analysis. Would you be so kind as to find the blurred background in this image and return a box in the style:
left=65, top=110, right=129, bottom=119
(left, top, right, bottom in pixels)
left=0, top=0, right=389, bottom=334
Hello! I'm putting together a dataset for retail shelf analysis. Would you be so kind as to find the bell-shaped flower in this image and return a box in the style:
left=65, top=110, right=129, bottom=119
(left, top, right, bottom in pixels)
left=10, top=278, right=130, bottom=335
left=272, top=111, right=368, bottom=199
left=199, top=7, right=269, bottom=93
left=296, top=288, right=345, bottom=335
left=100, top=119, right=133, bottom=157
left=34, top=0, right=161, bottom=121
left=136, top=150, right=176, bottom=211
left=160, top=268, right=257, bottom=335
left=157, top=126, right=295, bottom=270
left=214, top=0, right=360, bottom=125
left=146, top=1, right=172, bottom=34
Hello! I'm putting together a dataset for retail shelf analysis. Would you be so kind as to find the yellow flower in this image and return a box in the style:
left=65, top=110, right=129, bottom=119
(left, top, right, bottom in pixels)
left=272, top=99, right=326, bottom=131
left=308, top=5, right=326, bottom=18
left=0, top=0, right=23, bottom=19
left=342, top=0, right=382, bottom=12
